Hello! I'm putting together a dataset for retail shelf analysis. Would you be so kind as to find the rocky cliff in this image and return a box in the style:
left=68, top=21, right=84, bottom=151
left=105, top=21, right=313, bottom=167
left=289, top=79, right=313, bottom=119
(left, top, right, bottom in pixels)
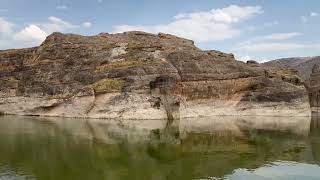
left=264, top=57, right=320, bottom=112
left=0, top=31, right=311, bottom=119
left=264, top=56, right=320, bottom=81
left=308, top=65, right=320, bottom=112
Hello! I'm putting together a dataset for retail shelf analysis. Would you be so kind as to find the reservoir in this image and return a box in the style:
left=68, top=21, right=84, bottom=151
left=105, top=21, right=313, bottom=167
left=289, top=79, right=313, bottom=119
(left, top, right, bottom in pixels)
left=0, top=115, right=319, bottom=180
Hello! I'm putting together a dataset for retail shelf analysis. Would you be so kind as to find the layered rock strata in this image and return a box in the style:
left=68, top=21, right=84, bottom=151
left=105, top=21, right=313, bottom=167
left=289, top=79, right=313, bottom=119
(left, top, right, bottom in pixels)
left=308, top=65, right=320, bottom=112
left=0, top=31, right=311, bottom=119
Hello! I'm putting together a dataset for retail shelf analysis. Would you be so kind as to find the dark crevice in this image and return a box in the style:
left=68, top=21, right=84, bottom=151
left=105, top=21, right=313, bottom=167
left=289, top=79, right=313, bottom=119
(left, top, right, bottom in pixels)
left=149, top=75, right=180, bottom=120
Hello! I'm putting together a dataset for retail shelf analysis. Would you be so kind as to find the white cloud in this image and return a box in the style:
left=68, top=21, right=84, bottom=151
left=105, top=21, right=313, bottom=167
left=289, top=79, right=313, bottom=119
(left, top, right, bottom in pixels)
left=235, top=32, right=302, bottom=48
left=0, top=16, right=88, bottom=49
left=48, top=16, right=71, bottom=25
left=14, top=25, right=47, bottom=43
left=263, top=32, right=301, bottom=41
left=238, top=42, right=307, bottom=53
left=235, top=34, right=320, bottom=53
left=82, top=22, right=92, bottom=28
left=0, top=17, right=14, bottom=35
left=56, top=5, right=68, bottom=10
left=301, top=12, right=319, bottom=23
left=113, top=5, right=263, bottom=42
left=12, top=16, right=77, bottom=43
left=40, top=16, right=77, bottom=33
left=173, top=5, right=263, bottom=24
left=237, top=55, right=252, bottom=62
left=233, top=32, right=320, bottom=60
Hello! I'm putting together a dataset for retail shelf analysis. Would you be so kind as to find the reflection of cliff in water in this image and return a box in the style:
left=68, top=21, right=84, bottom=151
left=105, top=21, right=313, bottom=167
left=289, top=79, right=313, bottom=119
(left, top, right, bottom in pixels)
left=310, top=112, right=320, bottom=164
left=310, top=112, right=320, bottom=131
left=0, top=115, right=318, bottom=180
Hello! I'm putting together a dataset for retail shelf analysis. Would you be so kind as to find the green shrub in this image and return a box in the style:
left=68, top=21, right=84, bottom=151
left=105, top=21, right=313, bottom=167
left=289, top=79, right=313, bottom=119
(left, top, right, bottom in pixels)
left=92, top=79, right=125, bottom=93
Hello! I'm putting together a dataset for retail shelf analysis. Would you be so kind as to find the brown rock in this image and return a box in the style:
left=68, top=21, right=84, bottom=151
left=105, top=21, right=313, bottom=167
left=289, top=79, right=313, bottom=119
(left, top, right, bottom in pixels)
left=0, top=31, right=311, bottom=119
left=309, top=64, right=320, bottom=112
left=265, top=57, right=320, bottom=112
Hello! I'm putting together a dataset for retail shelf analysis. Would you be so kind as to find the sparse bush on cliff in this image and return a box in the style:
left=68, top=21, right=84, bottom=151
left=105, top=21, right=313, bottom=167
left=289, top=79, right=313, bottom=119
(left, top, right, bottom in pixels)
left=91, top=78, right=125, bottom=93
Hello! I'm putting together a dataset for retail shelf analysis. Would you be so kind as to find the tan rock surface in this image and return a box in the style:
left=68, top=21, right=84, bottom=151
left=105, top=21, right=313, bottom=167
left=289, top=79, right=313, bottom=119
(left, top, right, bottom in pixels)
left=0, top=31, right=311, bottom=119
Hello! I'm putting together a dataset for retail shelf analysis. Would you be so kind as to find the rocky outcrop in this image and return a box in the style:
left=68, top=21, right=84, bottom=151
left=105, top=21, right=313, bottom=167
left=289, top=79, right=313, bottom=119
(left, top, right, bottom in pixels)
left=264, top=56, right=320, bottom=81
left=265, top=57, right=320, bottom=112
left=0, top=31, right=311, bottom=119
left=308, top=65, right=320, bottom=112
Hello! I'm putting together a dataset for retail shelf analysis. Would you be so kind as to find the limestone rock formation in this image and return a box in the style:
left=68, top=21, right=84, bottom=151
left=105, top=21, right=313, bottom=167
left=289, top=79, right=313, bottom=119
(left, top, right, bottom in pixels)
left=264, top=56, right=320, bottom=81
left=265, top=57, right=320, bottom=113
left=0, top=31, right=311, bottom=119
left=308, top=65, right=320, bottom=112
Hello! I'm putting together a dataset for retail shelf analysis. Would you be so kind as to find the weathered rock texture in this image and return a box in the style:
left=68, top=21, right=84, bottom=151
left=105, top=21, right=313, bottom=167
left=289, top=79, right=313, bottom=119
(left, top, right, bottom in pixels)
left=0, top=32, right=311, bottom=119
left=264, top=56, right=320, bottom=81
left=265, top=57, right=320, bottom=112
left=308, top=65, right=320, bottom=112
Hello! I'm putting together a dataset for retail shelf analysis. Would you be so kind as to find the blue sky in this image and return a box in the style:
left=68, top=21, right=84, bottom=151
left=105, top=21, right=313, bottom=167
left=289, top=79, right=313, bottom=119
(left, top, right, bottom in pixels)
left=0, top=0, right=319, bottom=61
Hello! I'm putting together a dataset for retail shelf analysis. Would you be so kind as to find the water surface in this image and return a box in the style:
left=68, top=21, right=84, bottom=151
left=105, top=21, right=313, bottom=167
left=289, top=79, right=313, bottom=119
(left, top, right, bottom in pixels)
left=0, top=115, right=319, bottom=180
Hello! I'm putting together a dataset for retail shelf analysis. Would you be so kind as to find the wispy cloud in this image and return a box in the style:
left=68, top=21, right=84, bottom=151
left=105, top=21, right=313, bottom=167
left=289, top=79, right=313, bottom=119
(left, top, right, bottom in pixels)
left=82, top=22, right=92, bottom=28
left=234, top=32, right=320, bottom=54
left=235, top=32, right=302, bottom=46
left=301, top=12, right=319, bottom=23
left=56, top=5, right=68, bottom=10
left=40, top=16, right=77, bottom=33
left=234, top=41, right=320, bottom=62
left=237, top=42, right=307, bottom=53
left=113, top=5, right=263, bottom=42
left=232, top=31, right=319, bottom=62
left=0, top=17, right=14, bottom=35
left=263, top=32, right=301, bottom=41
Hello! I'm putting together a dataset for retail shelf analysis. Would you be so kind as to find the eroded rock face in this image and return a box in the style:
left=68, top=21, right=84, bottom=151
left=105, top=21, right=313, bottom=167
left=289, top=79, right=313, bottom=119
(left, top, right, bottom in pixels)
left=308, top=65, right=320, bottom=112
left=264, top=56, right=320, bottom=81
left=264, top=57, right=320, bottom=113
left=0, top=31, right=311, bottom=119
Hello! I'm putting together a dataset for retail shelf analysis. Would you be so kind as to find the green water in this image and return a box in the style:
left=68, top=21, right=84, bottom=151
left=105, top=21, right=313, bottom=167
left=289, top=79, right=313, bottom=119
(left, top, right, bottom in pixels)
left=0, top=115, right=320, bottom=180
